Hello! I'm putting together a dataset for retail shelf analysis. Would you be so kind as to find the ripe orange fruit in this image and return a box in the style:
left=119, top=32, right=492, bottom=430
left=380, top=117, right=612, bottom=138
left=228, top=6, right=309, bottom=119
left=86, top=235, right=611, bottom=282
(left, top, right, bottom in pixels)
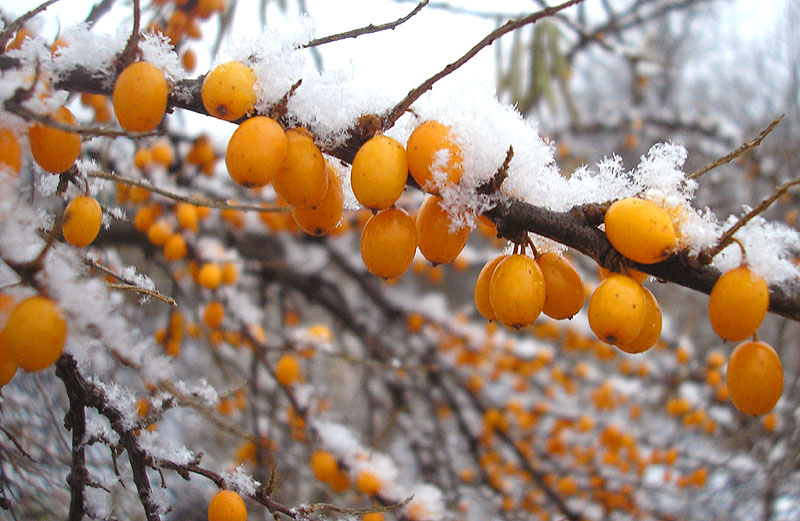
left=360, top=208, right=416, bottom=279
left=604, top=198, right=676, bottom=264
left=587, top=274, right=646, bottom=345
left=275, top=354, right=300, bottom=386
left=406, top=120, right=462, bottom=193
left=616, top=286, right=662, bottom=354
left=708, top=266, right=769, bottom=341
left=4, top=296, right=67, bottom=372
left=225, top=116, right=287, bottom=188
left=62, top=196, right=102, bottom=247
left=310, top=450, right=338, bottom=483
left=0, top=333, right=18, bottom=386
left=489, top=254, right=546, bottom=329
left=147, top=219, right=172, bottom=246
left=112, top=61, right=169, bottom=132
left=474, top=255, right=508, bottom=321
left=221, top=262, right=238, bottom=285
left=350, top=134, right=408, bottom=210
left=356, top=469, right=382, bottom=496
left=272, top=128, right=327, bottom=208
left=202, top=61, right=257, bottom=121
left=726, top=340, right=783, bottom=416
left=537, top=252, right=584, bottom=320
left=207, top=489, right=247, bottom=521
left=198, top=263, right=222, bottom=290
left=203, top=301, right=225, bottom=329
left=415, top=195, right=469, bottom=265
left=175, top=203, right=199, bottom=231
left=0, top=128, right=22, bottom=174
left=291, top=164, right=344, bottom=236
left=28, top=106, right=81, bottom=174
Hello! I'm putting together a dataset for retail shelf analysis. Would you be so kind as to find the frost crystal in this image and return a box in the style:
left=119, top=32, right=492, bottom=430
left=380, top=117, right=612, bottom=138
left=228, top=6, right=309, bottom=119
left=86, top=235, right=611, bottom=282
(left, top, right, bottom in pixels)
left=223, top=465, right=261, bottom=496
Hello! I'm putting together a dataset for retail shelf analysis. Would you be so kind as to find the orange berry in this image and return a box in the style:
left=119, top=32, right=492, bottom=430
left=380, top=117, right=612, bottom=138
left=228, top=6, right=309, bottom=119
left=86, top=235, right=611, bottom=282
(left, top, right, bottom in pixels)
left=175, top=203, right=199, bottom=231
left=133, top=148, right=154, bottom=170
left=221, top=262, right=239, bottom=285
left=273, top=128, right=327, bottom=208
left=198, top=263, right=222, bottom=290
left=310, top=450, right=338, bottom=483
left=708, top=266, right=769, bottom=341
left=363, top=513, right=385, bottom=521
left=225, top=116, right=287, bottom=188
left=0, top=128, right=22, bottom=174
left=488, top=254, right=546, bottom=329
left=604, top=198, right=676, bottom=264
left=147, top=219, right=172, bottom=246
left=275, top=354, right=300, bottom=386
left=355, top=469, right=382, bottom=496
left=415, top=194, right=469, bottom=265
left=4, top=296, right=67, bottom=372
left=616, top=286, right=661, bottom=354
left=134, top=204, right=159, bottom=232
left=351, top=134, right=408, bottom=210
left=202, top=61, right=256, bottom=121
left=407, top=120, right=462, bottom=193
left=112, top=62, right=169, bottom=132
left=726, top=340, right=783, bottom=416
left=207, top=489, right=247, bottom=521
left=762, top=412, right=777, bottom=432
left=291, top=164, right=344, bottom=236
left=162, top=233, right=187, bottom=261
left=62, top=196, right=102, bottom=247
left=0, top=329, right=18, bottom=386
left=28, top=106, right=81, bottom=174
left=474, top=255, right=508, bottom=321
left=329, top=467, right=350, bottom=493
left=360, top=207, right=416, bottom=279
left=537, top=252, right=584, bottom=320
left=151, top=139, right=174, bottom=166
left=588, top=274, right=646, bottom=346
left=182, top=48, right=197, bottom=72
left=203, top=301, right=225, bottom=329
left=187, top=135, right=216, bottom=168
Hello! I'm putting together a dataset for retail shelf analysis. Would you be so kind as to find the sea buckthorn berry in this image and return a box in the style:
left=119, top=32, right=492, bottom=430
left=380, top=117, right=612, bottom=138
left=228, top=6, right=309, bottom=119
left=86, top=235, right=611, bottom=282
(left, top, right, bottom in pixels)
left=275, top=354, right=300, bottom=386
left=356, top=469, right=382, bottom=496
left=351, top=134, right=408, bottom=210
left=598, top=265, right=648, bottom=284
left=4, top=296, right=67, bottom=372
left=617, top=286, right=662, bottom=354
left=163, top=233, right=188, bottom=261
left=415, top=194, right=469, bottom=265
left=28, top=106, right=81, bottom=174
left=604, top=198, right=676, bottom=264
left=175, top=203, right=199, bottom=231
left=474, top=255, right=507, bottom=321
left=203, top=301, right=225, bottom=329
left=360, top=208, right=416, bottom=279
left=226, top=116, right=287, bottom=188
left=0, top=128, right=22, bottom=174
left=363, top=513, right=385, bottom=521
left=537, top=252, right=584, bottom=320
left=291, top=164, right=344, bottom=236
left=202, top=61, right=256, bottom=121
left=134, top=204, right=159, bottom=232
left=406, top=120, right=462, bottom=194
left=182, top=48, right=197, bottom=72
left=112, top=61, right=169, bottom=132
left=726, top=340, right=783, bottom=416
left=147, top=219, right=172, bottom=246
left=198, top=263, right=223, bottom=290
left=273, top=128, right=327, bottom=208
left=489, top=254, right=546, bottom=329
left=221, top=262, right=239, bottom=285
left=187, top=135, right=216, bottom=169
left=310, top=450, right=338, bottom=483
left=708, top=266, right=769, bottom=341
left=133, top=148, right=153, bottom=170
left=588, top=274, right=647, bottom=346
left=0, top=335, right=18, bottom=386
left=62, top=196, right=102, bottom=247
left=151, top=139, right=174, bottom=167
left=207, top=489, right=247, bottom=521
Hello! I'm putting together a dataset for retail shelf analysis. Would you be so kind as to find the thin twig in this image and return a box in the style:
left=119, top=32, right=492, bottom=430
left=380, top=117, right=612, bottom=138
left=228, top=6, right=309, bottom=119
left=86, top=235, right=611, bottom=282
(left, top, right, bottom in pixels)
left=0, top=0, right=63, bottom=50
left=384, top=0, right=585, bottom=126
left=477, top=145, right=514, bottom=194
left=87, top=170, right=288, bottom=213
left=0, top=426, right=36, bottom=463
left=4, top=102, right=161, bottom=138
left=304, top=0, right=430, bottom=47
left=106, top=282, right=177, bottom=306
left=118, top=0, right=141, bottom=69
left=699, top=178, right=800, bottom=264
left=687, top=115, right=784, bottom=180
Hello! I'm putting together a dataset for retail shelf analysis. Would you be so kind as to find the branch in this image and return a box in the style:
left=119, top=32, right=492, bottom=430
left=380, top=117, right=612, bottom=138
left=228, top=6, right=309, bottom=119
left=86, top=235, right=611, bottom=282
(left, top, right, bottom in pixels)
left=305, top=0, right=430, bottom=47
left=0, top=0, right=63, bottom=50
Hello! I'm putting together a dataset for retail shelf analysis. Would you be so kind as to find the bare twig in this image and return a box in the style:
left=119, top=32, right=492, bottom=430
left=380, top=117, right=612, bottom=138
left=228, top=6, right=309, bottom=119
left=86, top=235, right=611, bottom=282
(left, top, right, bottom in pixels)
left=117, top=0, right=141, bottom=69
left=4, top=102, right=160, bottom=138
left=0, top=0, right=63, bottom=50
left=305, top=0, right=430, bottom=47
left=687, top=115, right=784, bottom=180
left=105, top=282, right=177, bottom=306
left=0, top=426, right=36, bottom=463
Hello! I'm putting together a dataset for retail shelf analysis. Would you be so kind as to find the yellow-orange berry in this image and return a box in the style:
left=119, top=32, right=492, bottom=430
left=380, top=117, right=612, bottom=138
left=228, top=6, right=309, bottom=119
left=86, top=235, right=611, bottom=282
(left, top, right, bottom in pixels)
left=4, top=296, right=67, bottom=372
left=604, top=198, right=676, bottom=264
left=203, top=301, right=225, bottom=329
left=134, top=148, right=153, bottom=170
left=310, top=450, right=338, bottom=483
left=351, top=134, right=408, bottom=210
left=221, top=262, right=239, bottom=285
left=273, top=128, right=327, bottom=208
left=134, top=204, right=159, bottom=232
left=489, top=254, right=546, bottom=329
left=356, top=469, right=382, bottom=496
left=291, top=164, right=344, bottom=236
left=360, top=208, right=416, bottom=279
left=708, top=266, right=769, bottom=342
left=28, top=106, right=81, bottom=174
left=363, top=513, right=385, bottom=521
left=537, top=252, right=584, bottom=320
left=415, top=194, right=469, bottom=265
left=226, top=116, right=287, bottom=188
left=163, top=233, right=188, bottom=261
left=62, top=196, right=102, bottom=247
left=151, top=139, right=174, bottom=167
left=198, top=263, right=223, bottom=290
left=588, top=274, right=646, bottom=346
left=202, top=61, right=256, bottom=121
left=617, top=286, right=662, bottom=354
left=474, top=255, right=507, bottom=321
left=275, top=354, right=300, bottom=386
left=726, top=340, right=782, bottom=416
left=112, top=62, right=169, bottom=132
left=0, top=330, right=18, bottom=386
left=182, top=48, right=197, bottom=72
left=0, top=128, right=22, bottom=174
left=147, top=219, right=172, bottom=246
left=208, top=489, right=247, bottom=521
left=407, top=120, right=462, bottom=194
left=175, top=203, right=199, bottom=231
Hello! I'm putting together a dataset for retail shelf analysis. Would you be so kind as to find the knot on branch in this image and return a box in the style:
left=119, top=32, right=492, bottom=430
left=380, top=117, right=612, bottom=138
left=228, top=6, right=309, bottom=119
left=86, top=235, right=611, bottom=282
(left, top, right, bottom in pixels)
left=477, top=145, right=513, bottom=195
